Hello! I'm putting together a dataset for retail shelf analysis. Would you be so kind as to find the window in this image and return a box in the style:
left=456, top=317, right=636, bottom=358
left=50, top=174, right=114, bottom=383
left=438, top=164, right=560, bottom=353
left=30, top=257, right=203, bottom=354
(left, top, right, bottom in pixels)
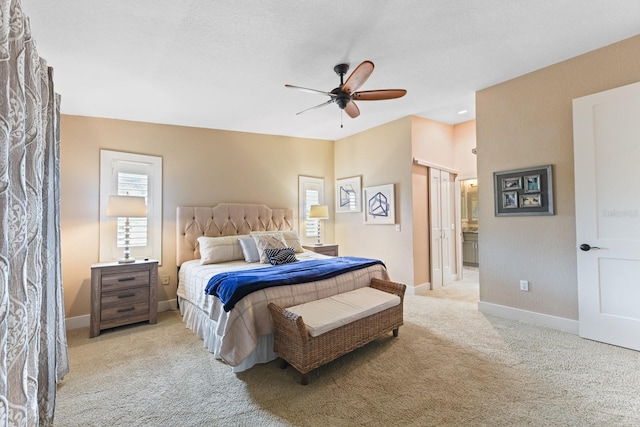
left=100, top=150, right=162, bottom=263
left=298, top=176, right=324, bottom=241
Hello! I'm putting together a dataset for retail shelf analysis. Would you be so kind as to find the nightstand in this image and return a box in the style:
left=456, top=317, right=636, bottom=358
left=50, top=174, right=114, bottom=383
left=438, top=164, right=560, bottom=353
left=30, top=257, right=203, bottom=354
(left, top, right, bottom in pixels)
left=303, top=244, right=339, bottom=257
left=90, top=259, right=158, bottom=337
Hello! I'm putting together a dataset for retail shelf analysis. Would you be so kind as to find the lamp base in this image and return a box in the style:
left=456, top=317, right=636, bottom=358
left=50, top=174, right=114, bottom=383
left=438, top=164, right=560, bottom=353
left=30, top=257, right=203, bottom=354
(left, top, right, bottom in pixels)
left=117, top=258, right=136, bottom=264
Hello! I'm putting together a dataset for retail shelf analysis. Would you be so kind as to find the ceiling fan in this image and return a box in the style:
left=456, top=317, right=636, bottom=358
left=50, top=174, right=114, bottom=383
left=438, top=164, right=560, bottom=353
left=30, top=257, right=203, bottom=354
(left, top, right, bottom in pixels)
left=285, top=61, right=407, bottom=121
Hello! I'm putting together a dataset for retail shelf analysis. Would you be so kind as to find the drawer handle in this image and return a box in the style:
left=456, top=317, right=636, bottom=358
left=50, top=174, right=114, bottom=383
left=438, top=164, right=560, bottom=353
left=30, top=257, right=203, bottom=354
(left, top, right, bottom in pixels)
left=117, top=307, right=135, bottom=313
left=118, top=277, right=136, bottom=282
left=117, top=293, right=136, bottom=299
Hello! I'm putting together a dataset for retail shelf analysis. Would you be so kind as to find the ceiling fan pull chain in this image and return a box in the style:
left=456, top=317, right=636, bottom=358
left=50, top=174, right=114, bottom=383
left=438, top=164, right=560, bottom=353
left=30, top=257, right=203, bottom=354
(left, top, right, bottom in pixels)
left=340, top=110, right=343, bottom=128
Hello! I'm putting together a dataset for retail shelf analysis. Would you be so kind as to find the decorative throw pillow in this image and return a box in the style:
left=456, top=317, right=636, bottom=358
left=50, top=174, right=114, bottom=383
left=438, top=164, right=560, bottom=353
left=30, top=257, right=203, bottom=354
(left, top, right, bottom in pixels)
left=250, top=230, right=305, bottom=253
left=252, top=233, right=288, bottom=263
left=238, top=237, right=260, bottom=263
left=264, top=247, right=298, bottom=266
left=280, top=230, right=305, bottom=253
left=198, top=235, right=245, bottom=265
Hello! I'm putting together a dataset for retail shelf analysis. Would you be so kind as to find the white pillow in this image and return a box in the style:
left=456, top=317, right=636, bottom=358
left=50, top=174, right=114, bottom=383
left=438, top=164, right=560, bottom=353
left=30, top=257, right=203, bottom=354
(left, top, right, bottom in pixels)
left=252, top=233, right=288, bottom=263
left=238, top=237, right=260, bottom=263
left=250, top=230, right=304, bottom=253
left=280, top=230, right=305, bottom=253
left=198, top=235, right=246, bottom=265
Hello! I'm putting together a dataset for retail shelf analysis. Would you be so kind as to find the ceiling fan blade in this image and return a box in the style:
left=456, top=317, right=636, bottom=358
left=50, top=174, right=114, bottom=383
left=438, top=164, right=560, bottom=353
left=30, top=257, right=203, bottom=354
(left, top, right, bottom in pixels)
left=285, top=84, right=336, bottom=97
left=353, top=89, right=407, bottom=101
left=296, top=99, right=334, bottom=115
left=341, top=61, right=374, bottom=95
left=344, top=100, right=360, bottom=118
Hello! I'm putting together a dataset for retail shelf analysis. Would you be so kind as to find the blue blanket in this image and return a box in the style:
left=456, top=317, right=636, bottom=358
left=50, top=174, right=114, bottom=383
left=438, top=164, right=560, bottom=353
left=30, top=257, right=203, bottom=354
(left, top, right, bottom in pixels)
left=205, top=257, right=386, bottom=312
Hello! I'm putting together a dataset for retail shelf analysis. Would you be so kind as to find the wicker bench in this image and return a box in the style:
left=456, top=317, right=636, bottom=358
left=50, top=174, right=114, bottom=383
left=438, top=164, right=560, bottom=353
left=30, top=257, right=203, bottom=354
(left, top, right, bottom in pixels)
left=267, top=278, right=406, bottom=385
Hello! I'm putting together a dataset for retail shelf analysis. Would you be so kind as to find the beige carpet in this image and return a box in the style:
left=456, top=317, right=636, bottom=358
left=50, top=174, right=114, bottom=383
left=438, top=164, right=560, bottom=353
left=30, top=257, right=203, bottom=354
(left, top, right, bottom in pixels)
left=54, top=271, right=640, bottom=426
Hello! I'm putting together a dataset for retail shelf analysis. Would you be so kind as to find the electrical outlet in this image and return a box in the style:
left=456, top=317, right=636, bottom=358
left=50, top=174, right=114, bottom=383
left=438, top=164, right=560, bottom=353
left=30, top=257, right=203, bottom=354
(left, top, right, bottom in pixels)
left=161, top=275, right=170, bottom=286
left=395, top=224, right=401, bottom=232
left=520, top=280, right=529, bottom=291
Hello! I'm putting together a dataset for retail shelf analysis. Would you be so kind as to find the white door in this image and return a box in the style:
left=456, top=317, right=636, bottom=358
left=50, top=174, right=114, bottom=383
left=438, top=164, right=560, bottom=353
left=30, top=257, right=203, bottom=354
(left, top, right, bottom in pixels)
left=430, top=168, right=444, bottom=288
left=573, top=81, right=640, bottom=351
left=441, top=171, right=454, bottom=282
left=430, top=168, right=455, bottom=288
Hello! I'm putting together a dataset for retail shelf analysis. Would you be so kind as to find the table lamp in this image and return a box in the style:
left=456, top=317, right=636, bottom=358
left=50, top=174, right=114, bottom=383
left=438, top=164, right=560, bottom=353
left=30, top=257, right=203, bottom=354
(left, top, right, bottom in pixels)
left=106, top=195, right=147, bottom=263
left=308, top=204, right=329, bottom=246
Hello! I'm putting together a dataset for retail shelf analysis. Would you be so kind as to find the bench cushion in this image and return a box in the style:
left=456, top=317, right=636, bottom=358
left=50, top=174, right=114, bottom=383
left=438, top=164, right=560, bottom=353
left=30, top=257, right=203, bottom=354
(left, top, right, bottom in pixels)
left=286, top=287, right=401, bottom=337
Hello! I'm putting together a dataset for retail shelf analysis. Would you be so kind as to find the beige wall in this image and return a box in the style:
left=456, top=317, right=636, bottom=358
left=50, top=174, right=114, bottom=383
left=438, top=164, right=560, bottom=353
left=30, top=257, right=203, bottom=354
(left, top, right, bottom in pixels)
left=410, top=117, right=477, bottom=287
left=334, top=117, right=414, bottom=286
left=411, top=116, right=455, bottom=166
left=476, top=34, right=640, bottom=320
left=453, top=120, right=478, bottom=179
left=60, top=115, right=333, bottom=318
left=410, top=117, right=454, bottom=287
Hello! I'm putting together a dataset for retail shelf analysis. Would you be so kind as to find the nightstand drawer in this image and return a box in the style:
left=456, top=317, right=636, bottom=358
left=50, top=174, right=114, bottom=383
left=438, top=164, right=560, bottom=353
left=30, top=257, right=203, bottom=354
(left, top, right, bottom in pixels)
left=101, top=287, right=150, bottom=307
left=102, top=270, right=150, bottom=291
left=101, top=300, right=150, bottom=322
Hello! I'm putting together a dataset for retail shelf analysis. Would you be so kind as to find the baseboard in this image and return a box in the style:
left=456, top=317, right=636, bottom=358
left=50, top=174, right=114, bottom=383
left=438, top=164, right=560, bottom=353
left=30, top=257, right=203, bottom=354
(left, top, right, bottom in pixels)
left=64, top=313, right=90, bottom=331
left=64, top=299, right=179, bottom=331
left=409, top=282, right=431, bottom=296
left=478, top=301, right=579, bottom=334
left=159, top=298, right=179, bottom=312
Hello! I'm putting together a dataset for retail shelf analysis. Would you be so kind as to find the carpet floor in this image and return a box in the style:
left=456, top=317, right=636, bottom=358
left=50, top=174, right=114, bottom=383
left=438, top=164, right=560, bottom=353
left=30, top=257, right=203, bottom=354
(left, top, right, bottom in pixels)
left=54, top=269, right=640, bottom=426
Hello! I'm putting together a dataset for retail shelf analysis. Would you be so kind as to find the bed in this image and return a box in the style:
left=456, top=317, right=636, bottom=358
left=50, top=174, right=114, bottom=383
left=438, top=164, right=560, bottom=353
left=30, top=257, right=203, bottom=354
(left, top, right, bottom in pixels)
left=176, top=203, right=390, bottom=372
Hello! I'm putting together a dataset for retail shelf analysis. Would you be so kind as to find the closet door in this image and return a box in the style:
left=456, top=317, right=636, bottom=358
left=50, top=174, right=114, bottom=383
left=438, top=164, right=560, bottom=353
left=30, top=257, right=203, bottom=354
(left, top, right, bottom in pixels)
left=430, top=168, right=455, bottom=288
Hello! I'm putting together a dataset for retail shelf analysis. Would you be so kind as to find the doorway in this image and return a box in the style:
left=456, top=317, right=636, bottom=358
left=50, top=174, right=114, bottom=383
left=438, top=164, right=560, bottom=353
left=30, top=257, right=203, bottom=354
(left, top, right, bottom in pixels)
left=460, top=179, right=479, bottom=268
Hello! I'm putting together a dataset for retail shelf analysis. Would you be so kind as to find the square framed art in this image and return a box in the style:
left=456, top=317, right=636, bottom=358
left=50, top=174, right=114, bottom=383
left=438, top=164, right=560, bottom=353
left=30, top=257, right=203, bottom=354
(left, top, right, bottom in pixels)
left=335, top=176, right=362, bottom=213
left=363, top=184, right=395, bottom=224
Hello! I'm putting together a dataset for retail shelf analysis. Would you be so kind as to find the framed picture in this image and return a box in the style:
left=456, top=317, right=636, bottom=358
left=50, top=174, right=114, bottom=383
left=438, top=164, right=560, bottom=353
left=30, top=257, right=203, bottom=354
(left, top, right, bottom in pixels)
left=335, top=176, right=362, bottom=213
left=524, top=175, right=540, bottom=193
left=363, top=184, right=395, bottom=224
left=502, top=191, right=518, bottom=209
left=502, top=177, right=522, bottom=190
left=494, top=165, right=553, bottom=216
left=520, top=193, right=542, bottom=207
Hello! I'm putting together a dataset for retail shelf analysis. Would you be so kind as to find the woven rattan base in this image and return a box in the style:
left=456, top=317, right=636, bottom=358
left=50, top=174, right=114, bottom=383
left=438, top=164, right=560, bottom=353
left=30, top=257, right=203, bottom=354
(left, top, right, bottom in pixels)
left=268, top=278, right=406, bottom=385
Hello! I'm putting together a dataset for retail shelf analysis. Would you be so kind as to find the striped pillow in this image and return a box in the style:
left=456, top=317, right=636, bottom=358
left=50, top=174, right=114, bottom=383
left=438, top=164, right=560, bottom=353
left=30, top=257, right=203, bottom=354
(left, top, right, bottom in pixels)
left=264, top=247, right=298, bottom=265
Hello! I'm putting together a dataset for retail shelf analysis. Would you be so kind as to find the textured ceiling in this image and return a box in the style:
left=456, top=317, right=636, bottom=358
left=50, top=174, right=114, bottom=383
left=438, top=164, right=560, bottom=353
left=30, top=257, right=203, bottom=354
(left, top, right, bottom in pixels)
left=20, top=1, right=640, bottom=141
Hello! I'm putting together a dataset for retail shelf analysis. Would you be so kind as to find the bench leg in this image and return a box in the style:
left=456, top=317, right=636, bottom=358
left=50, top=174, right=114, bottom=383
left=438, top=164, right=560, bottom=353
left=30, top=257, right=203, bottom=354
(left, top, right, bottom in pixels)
left=393, top=328, right=399, bottom=337
left=279, top=358, right=289, bottom=369
left=300, top=373, right=309, bottom=386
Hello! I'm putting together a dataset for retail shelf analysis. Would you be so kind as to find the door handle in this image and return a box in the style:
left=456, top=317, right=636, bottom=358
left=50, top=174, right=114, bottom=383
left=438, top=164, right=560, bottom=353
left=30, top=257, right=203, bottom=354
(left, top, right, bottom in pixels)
left=579, top=243, right=602, bottom=251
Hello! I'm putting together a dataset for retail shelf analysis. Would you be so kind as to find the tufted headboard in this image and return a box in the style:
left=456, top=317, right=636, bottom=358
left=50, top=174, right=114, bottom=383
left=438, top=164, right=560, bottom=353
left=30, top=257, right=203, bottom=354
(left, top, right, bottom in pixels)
left=176, top=203, right=294, bottom=266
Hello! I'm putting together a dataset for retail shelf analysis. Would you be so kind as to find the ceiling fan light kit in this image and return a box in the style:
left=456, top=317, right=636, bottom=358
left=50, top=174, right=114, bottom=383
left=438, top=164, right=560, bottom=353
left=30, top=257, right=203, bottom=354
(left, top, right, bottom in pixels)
left=285, top=60, right=406, bottom=124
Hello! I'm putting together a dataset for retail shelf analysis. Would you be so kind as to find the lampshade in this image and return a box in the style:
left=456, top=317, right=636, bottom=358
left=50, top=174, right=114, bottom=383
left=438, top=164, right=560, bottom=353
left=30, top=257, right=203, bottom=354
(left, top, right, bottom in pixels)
left=308, top=204, right=329, bottom=219
left=106, top=195, right=147, bottom=217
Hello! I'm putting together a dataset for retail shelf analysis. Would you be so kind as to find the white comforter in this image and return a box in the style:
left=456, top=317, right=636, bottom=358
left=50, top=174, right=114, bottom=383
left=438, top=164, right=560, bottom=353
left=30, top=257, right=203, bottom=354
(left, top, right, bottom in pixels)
left=177, top=251, right=389, bottom=370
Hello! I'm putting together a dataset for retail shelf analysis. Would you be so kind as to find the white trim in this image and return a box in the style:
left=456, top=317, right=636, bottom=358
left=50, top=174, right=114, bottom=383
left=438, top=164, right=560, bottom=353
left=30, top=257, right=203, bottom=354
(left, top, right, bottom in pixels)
left=64, top=314, right=90, bottom=331
left=408, top=282, right=431, bottom=296
left=158, top=299, right=178, bottom=312
left=64, top=299, right=178, bottom=330
left=100, top=150, right=163, bottom=264
left=478, top=301, right=579, bottom=334
left=413, top=157, right=458, bottom=175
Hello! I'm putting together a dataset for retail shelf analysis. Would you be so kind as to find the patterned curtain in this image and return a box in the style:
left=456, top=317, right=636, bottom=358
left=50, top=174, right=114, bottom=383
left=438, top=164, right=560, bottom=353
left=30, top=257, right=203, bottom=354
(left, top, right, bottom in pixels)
left=0, top=1, right=70, bottom=426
